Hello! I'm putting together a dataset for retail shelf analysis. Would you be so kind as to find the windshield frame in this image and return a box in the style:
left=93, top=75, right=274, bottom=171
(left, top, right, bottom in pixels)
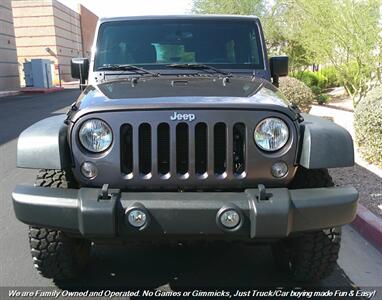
left=93, top=18, right=267, bottom=73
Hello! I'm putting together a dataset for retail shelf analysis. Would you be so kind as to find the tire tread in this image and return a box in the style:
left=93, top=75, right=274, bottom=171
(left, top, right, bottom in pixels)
left=289, top=228, right=341, bottom=281
left=29, top=169, right=89, bottom=280
left=274, top=167, right=340, bottom=282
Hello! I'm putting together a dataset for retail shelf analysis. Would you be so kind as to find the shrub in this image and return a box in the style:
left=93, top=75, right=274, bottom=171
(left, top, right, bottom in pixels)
left=291, top=70, right=328, bottom=89
left=279, top=77, right=315, bottom=113
left=316, top=93, right=329, bottom=105
left=309, top=86, right=330, bottom=105
left=310, top=85, right=322, bottom=95
left=354, top=85, right=382, bottom=167
left=315, top=72, right=329, bottom=89
left=319, top=66, right=340, bottom=88
left=291, top=70, right=316, bottom=86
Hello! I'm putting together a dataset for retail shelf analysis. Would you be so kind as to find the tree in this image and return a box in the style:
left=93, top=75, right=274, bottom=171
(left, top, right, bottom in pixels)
left=192, top=0, right=382, bottom=106
left=192, top=0, right=287, bottom=55
left=191, top=0, right=320, bottom=68
left=192, top=0, right=265, bottom=16
left=287, top=0, right=382, bottom=106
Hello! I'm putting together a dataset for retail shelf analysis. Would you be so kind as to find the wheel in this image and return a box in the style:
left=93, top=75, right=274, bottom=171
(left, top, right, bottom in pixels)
left=272, top=227, right=341, bottom=282
left=29, top=169, right=91, bottom=280
left=272, top=168, right=340, bottom=282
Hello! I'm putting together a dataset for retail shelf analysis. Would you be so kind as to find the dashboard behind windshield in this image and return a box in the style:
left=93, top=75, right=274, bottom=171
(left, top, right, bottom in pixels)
left=94, top=19, right=265, bottom=71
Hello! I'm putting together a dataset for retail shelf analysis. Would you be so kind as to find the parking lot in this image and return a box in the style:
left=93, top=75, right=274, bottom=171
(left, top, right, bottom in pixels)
left=0, top=90, right=381, bottom=297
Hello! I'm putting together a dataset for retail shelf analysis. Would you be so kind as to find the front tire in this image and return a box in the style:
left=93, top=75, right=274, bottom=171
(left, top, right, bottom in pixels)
left=272, top=168, right=341, bottom=282
left=29, top=169, right=90, bottom=280
left=29, top=227, right=90, bottom=280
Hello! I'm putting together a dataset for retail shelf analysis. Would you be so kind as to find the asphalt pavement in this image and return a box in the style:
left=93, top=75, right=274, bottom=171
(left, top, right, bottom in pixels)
left=0, top=90, right=381, bottom=298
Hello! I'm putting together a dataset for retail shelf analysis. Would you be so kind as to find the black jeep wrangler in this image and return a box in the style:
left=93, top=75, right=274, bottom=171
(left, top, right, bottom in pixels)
left=13, top=15, right=358, bottom=282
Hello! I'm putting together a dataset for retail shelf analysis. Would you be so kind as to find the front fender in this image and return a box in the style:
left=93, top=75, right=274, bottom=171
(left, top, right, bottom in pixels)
left=298, top=114, right=354, bottom=169
left=17, top=115, right=71, bottom=170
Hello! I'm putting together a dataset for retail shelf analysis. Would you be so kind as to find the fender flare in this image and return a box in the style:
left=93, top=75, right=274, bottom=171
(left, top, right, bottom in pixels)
left=298, top=114, right=354, bottom=169
left=17, top=115, right=71, bottom=170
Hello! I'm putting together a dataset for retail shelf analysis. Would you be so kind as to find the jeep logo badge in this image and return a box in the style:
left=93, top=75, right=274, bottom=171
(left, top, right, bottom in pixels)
left=170, top=112, right=196, bottom=122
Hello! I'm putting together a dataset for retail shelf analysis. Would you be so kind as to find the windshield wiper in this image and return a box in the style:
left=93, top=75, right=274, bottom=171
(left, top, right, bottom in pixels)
left=166, top=63, right=231, bottom=76
left=97, top=64, right=159, bottom=76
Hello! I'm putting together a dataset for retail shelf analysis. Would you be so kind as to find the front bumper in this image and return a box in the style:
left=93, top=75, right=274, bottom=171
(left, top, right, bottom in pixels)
left=12, top=185, right=358, bottom=240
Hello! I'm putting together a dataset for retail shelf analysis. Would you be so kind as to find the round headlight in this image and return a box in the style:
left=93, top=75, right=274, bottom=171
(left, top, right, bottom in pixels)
left=79, top=119, right=113, bottom=152
left=254, top=118, right=289, bottom=151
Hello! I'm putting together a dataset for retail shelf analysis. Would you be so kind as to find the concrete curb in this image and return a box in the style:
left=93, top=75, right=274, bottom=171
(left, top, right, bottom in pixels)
left=0, top=91, right=21, bottom=98
left=21, top=87, right=65, bottom=94
left=323, top=103, right=354, bottom=112
left=351, top=203, right=382, bottom=253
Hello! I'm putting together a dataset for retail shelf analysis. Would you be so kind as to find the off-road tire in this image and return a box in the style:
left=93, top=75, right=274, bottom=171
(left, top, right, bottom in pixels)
left=272, top=167, right=341, bottom=282
left=29, top=169, right=90, bottom=280
left=35, top=169, right=78, bottom=189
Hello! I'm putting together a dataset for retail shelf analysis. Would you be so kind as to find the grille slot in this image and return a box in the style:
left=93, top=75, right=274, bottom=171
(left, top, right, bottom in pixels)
left=195, top=123, right=207, bottom=175
left=139, top=123, right=151, bottom=175
left=157, top=123, right=170, bottom=175
left=214, top=123, right=227, bottom=175
left=233, top=123, right=246, bottom=175
left=176, top=123, right=189, bottom=175
left=120, top=124, right=133, bottom=174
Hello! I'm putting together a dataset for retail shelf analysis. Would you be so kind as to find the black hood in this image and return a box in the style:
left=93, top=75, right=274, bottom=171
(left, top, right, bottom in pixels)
left=71, top=76, right=295, bottom=122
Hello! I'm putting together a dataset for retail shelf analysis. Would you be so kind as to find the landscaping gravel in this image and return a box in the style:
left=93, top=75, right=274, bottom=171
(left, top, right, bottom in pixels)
left=330, top=165, right=382, bottom=218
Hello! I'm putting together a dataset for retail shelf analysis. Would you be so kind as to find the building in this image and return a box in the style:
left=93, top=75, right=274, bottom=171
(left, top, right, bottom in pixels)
left=79, top=4, right=98, bottom=58
left=11, top=0, right=98, bottom=86
left=0, top=0, right=20, bottom=91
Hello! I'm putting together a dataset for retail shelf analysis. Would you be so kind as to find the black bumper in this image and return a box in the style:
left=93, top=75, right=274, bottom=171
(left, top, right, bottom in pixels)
left=12, top=185, right=358, bottom=239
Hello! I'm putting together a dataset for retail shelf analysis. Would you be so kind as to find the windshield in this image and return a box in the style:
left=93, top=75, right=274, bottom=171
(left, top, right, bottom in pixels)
left=94, top=19, right=265, bottom=71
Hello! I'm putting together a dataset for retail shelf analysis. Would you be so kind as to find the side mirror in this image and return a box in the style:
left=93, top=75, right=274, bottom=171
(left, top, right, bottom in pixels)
left=270, top=56, right=288, bottom=87
left=71, top=58, right=89, bottom=89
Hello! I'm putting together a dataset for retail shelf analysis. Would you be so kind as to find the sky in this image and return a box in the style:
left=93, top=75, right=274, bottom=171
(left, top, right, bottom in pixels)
left=57, top=0, right=194, bottom=18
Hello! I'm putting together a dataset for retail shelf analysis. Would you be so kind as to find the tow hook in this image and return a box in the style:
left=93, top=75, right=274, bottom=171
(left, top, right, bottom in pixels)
left=99, top=184, right=111, bottom=200
left=257, top=184, right=270, bottom=201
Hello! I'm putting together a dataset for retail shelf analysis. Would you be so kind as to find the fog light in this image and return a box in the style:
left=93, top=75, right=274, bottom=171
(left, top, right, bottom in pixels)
left=271, top=161, right=288, bottom=178
left=81, top=161, right=98, bottom=179
left=128, top=209, right=147, bottom=228
left=220, top=209, right=240, bottom=229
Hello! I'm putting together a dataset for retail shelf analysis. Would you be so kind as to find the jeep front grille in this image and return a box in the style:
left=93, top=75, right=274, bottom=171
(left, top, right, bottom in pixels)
left=120, top=122, right=247, bottom=180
